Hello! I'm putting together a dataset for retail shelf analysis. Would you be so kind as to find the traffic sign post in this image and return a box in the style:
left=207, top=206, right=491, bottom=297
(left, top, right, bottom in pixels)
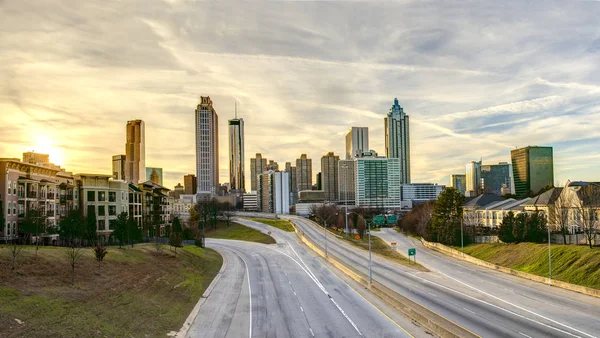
left=391, top=241, right=397, bottom=250
left=408, top=248, right=416, bottom=264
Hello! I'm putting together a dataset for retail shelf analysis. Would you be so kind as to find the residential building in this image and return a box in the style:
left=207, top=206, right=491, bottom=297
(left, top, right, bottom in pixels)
left=243, top=191, right=259, bottom=211
left=462, top=193, right=509, bottom=228
left=355, top=156, right=401, bottom=209
left=316, top=172, right=322, bottom=190
left=112, top=155, right=126, bottom=180
left=138, top=180, right=171, bottom=237
left=172, top=183, right=184, bottom=199
left=268, top=160, right=279, bottom=171
left=463, top=196, right=530, bottom=229
left=56, top=170, right=77, bottom=221
left=183, top=174, right=197, bottom=195
left=125, top=119, right=145, bottom=184
left=128, top=184, right=143, bottom=227
left=321, top=152, right=339, bottom=201
left=298, top=190, right=325, bottom=203
left=146, top=167, right=163, bottom=185
left=481, top=162, right=514, bottom=196
left=338, top=160, right=355, bottom=205
left=450, top=174, right=467, bottom=195
left=465, top=160, right=482, bottom=197
left=345, top=127, right=369, bottom=159
left=285, top=162, right=298, bottom=205
left=228, top=114, right=245, bottom=192
left=296, top=154, right=312, bottom=192
left=522, top=187, right=563, bottom=230
left=257, top=170, right=290, bottom=214
left=384, top=98, right=410, bottom=184
left=250, top=153, right=267, bottom=191
left=76, top=174, right=129, bottom=238
left=511, top=146, right=554, bottom=197
left=401, top=183, right=444, bottom=203
left=195, top=96, right=219, bottom=197
left=172, top=195, right=194, bottom=225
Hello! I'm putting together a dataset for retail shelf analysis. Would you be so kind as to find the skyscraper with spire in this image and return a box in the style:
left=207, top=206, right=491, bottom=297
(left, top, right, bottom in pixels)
left=195, top=96, right=219, bottom=197
left=384, top=98, right=410, bottom=184
left=228, top=103, right=245, bottom=192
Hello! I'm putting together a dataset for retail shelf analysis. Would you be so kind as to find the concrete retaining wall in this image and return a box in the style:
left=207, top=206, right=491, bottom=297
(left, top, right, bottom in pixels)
left=294, top=227, right=478, bottom=338
left=421, top=239, right=600, bottom=299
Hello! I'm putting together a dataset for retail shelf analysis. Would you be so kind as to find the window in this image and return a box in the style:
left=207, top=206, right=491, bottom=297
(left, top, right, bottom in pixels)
left=87, top=191, right=95, bottom=202
left=7, top=181, right=11, bottom=195
left=122, top=191, right=125, bottom=201
left=109, top=192, right=116, bottom=202
left=109, top=219, right=116, bottom=230
left=7, top=205, right=10, bottom=216
left=12, top=202, right=16, bottom=215
left=74, top=190, right=78, bottom=199
left=87, top=205, right=95, bottom=217
left=109, top=205, right=116, bottom=216
left=98, top=205, right=105, bottom=216
left=98, top=191, right=106, bottom=202
left=97, top=220, right=104, bottom=230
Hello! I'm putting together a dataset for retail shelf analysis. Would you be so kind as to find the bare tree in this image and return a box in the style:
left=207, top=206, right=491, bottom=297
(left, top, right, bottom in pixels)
left=575, top=184, right=600, bottom=249
left=221, top=202, right=236, bottom=227
left=8, top=238, right=25, bottom=271
left=64, top=242, right=83, bottom=287
left=414, top=202, right=434, bottom=236
left=550, top=191, right=571, bottom=244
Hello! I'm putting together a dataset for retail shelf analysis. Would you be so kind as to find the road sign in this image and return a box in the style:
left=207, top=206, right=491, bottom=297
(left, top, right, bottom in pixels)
left=391, top=241, right=397, bottom=250
left=408, top=248, right=416, bottom=256
left=386, top=215, right=398, bottom=224
left=373, top=215, right=386, bottom=226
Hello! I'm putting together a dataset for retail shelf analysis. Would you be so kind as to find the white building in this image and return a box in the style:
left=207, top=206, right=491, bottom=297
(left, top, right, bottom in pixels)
left=243, top=191, right=258, bottom=211
left=384, top=98, right=410, bottom=184
left=401, top=183, right=444, bottom=203
left=345, top=127, right=369, bottom=159
left=77, top=174, right=129, bottom=237
left=195, top=96, right=219, bottom=197
left=355, top=156, right=401, bottom=209
left=258, top=171, right=290, bottom=214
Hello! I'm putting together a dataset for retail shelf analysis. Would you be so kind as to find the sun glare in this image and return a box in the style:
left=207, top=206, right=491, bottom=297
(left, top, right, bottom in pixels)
left=30, top=135, right=64, bottom=166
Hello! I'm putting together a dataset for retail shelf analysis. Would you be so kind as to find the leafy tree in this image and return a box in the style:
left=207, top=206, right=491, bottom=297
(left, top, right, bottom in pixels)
left=182, top=227, right=195, bottom=240
left=59, top=209, right=85, bottom=245
left=172, top=217, right=183, bottom=234
left=498, top=211, right=516, bottom=243
left=0, top=201, right=5, bottom=233
left=85, top=211, right=97, bottom=245
left=524, top=212, right=546, bottom=243
left=425, top=188, right=466, bottom=246
left=112, top=212, right=128, bottom=248
left=169, top=233, right=182, bottom=256
left=513, top=213, right=527, bottom=243
left=126, top=215, right=142, bottom=247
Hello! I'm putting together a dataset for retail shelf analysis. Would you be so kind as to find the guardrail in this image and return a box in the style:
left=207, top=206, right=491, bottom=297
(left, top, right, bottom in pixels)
left=293, top=226, right=479, bottom=338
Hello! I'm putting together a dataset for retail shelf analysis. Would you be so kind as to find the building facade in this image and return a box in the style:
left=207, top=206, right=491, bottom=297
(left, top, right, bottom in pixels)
left=296, top=154, right=312, bottom=192
left=345, top=127, right=369, bottom=159
left=112, top=155, right=126, bottom=180
left=77, top=174, right=129, bottom=237
left=257, top=171, right=290, bottom=214
left=384, top=98, right=410, bottom=184
left=125, top=119, right=145, bottom=184
left=481, top=162, right=514, bottom=196
left=355, top=157, right=401, bottom=209
left=243, top=191, right=259, bottom=211
left=321, top=152, right=339, bottom=201
left=228, top=117, right=245, bottom=192
left=285, top=162, right=297, bottom=205
left=183, top=174, right=197, bottom=195
left=450, top=174, right=467, bottom=196
left=338, top=160, right=356, bottom=206
left=511, top=146, right=554, bottom=197
left=465, top=160, right=482, bottom=197
left=195, top=96, right=219, bottom=197
left=250, top=153, right=267, bottom=191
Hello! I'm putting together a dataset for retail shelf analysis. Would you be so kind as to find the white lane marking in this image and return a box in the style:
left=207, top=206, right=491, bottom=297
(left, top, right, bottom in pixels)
left=519, top=333, right=532, bottom=338
left=330, top=296, right=363, bottom=336
left=300, top=306, right=304, bottom=312
left=294, top=292, right=297, bottom=296
left=428, top=292, right=437, bottom=297
left=239, top=255, right=253, bottom=338
left=436, top=271, right=596, bottom=338
left=462, top=307, right=476, bottom=315
left=309, top=328, right=315, bottom=336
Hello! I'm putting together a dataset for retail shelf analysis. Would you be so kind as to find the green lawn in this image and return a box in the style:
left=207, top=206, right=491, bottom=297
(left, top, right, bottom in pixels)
left=0, top=244, right=222, bottom=337
left=462, top=243, right=600, bottom=289
left=249, top=218, right=295, bottom=232
left=204, top=220, right=276, bottom=244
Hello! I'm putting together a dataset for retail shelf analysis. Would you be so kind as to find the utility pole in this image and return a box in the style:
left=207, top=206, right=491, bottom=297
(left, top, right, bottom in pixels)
left=548, top=223, right=552, bottom=279
left=368, top=220, right=372, bottom=285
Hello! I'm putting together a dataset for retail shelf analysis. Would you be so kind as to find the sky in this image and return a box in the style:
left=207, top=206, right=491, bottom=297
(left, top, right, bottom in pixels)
left=1, top=1, right=600, bottom=190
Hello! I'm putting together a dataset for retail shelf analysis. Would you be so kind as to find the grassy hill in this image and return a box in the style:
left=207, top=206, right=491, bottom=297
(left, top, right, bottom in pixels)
left=205, top=220, right=276, bottom=244
left=462, top=243, right=600, bottom=289
left=249, top=218, right=295, bottom=232
left=0, top=244, right=222, bottom=337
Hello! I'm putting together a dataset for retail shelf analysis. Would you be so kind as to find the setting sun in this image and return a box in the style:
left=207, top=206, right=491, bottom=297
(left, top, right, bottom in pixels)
left=30, top=135, right=64, bottom=166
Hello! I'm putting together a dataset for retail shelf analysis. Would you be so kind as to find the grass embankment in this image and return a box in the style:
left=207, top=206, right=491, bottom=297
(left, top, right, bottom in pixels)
left=0, top=244, right=222, bottom=337
left=205, top=220, right=276, bottom=244
left=325, top=227, right=427, bottom=271
left=462, top=243, right=600, bottom=289
left=249, top=218, right=295, bottom=232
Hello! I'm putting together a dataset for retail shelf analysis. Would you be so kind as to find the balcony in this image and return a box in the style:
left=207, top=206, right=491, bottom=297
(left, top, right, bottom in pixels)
left=67, top=194, right=73, bottom=201
left=27, top=191, right=37, bottom=199
left=47, top=193, right=55, bottom=200
left=46, top=211, right=54, bottom=217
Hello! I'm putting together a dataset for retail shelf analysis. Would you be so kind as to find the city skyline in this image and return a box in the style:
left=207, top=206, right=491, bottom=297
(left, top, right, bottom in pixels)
left=2, top=2, right=600, bottom=190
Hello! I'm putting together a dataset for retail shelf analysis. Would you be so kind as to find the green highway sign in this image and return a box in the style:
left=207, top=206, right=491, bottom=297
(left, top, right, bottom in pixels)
left=373, top=215, right=386, bottom=226
left=386, top=215, right=398, bottom=224
left=408, top=248, right=416, bottom=256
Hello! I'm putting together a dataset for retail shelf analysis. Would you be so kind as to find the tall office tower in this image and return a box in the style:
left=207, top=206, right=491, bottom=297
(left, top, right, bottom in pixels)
left=146, top=167, right=163, bottom=185
left=511, top=146, right=554, bottom=197
left=296, top=154, right=312, bottom=191
left=338, top=160, right=356, bottom=205
left=384, top=98, right=410, bottom=184
left=268, top=160, right=279, bottom=171
left=250, top=153, right=268, bottom=191
left=112, top=155, right=126, bottom=180
left=228, top=113, right=245, bottom=192
left=257, top=170, right=290, bottom=214
left=465, top=160, right=482, bottom=197
left=355, top=156, right=402, bottom=208
left=345, top=127, right=369, bottom=159
left=183, top=174, right=197, bottom=195
left=195, top=96, right=219, bottom=197
left=481, top=162, right=514, bottom=196
left=285, top=162, right=298, bottom=205
left=321, top=152, right=339, bottom=201
left=125, top=119, right=146, bottom=184
left=450, top=174, right=467, bottom=196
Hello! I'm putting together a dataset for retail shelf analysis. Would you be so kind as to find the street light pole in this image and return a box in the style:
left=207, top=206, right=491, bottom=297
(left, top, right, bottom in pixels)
left=324, top=219, right=327, bottom=257
left=368, top=220, right=372, bottom=285
left=461, top=217, right=464, bottom=256
left=548, top=223, right=552, bottom=280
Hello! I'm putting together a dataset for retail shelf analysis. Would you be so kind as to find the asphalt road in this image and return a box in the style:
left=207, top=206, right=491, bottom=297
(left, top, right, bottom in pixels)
left=285, top=216, right=600, bottom=338
left=186, top=235, right=415, bottom=337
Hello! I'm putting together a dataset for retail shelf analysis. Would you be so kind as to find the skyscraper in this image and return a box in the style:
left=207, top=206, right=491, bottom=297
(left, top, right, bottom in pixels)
left=384, top=98, right=410, bottom=184
left=268, top=160, right=279, bottom=171
left=481, top=162, right=514, bottom=196
left=345, top=127, right=369, bottom=159
left=183, top=174, right=197, bottom=195
left=250, top=153, right=267, bottom=191
left=257, top=170, right=290, bottom=214
left=228, top=112, right=245, bottom=192
left=338, top=160, right=355, bottom=205
left=195, top=96, right=219, bottom=197
left=146, top=167, right=163, bottom=185
left=465, top=160, right=482, bottom=197
left=125, top=120, right=145, bottom=184
left=296, top=154, right=312, bottom=191
left=511, top=146, right=554, bottom=197
left=285, top=162, right=298, bottom=205
left=112, top=155, right=126, bottom=180
left=321, top=152, right=339, bottom=201
left=450, top=174, right=467, bottom=196
left=355, top=156, right=401, bottom=208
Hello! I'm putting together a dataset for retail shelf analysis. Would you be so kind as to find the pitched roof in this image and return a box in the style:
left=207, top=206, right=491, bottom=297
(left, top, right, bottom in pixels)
left=464, top=193, right=506, bottom=208
left=128, top=184, right=142, bottom=192
left=522, top=187, right=563, bottom=206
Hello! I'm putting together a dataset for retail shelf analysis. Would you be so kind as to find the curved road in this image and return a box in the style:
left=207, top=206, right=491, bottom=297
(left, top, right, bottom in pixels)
left=285, top=216, right=600, bottom=338
left=186, top=236, right=414, bottom=337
